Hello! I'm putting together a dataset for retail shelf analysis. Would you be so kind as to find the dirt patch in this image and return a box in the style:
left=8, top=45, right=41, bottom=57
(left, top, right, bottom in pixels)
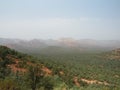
left=7, top=55, right=27, bottom=74
left=73, top=77, right=80, bottom=87
left=8, top=64, right=27, bottom=74
left=81, top=78, right=109, bottom=86
left=41, top=66, right=52, bottom=76
left=114, top=75, right=119, bottom=78
left=59, top=71, right=64, bottom=75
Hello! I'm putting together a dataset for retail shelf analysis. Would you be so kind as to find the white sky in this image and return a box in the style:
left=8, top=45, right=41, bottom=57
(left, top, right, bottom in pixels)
left=0, top=0, right=120, bottom=40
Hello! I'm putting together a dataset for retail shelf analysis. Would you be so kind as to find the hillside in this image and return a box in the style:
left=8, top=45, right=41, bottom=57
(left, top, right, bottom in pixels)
left=32, top=48, right=120, bottom=90
left=0, top=46, right=55, bottom=90
left=0, top=45, right=84, bottom=90
left=105, top=48, right=120, bottom=60
left=0, top=45, right=120, bottom=90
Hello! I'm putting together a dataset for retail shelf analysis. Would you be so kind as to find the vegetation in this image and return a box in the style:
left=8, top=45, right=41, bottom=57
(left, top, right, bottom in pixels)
left=0, top=45, right=120, bottom=90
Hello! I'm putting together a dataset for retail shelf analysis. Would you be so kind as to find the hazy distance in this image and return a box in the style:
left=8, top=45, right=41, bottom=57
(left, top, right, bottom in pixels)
left=0, top=0, right=120, bottom=40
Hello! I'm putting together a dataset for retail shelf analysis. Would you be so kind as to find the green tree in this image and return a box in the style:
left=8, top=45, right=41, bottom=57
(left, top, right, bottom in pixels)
left=43, top=76, right=54, bottom=90
left=26, top=65, right=43, bottom=90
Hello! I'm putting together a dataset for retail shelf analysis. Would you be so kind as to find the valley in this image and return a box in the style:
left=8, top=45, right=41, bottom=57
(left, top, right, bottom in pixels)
left=0, top=44, right=120, bottom=90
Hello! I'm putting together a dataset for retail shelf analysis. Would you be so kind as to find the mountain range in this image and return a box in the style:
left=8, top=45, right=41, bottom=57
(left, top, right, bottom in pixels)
left=0, top=37, right=120, bottom=54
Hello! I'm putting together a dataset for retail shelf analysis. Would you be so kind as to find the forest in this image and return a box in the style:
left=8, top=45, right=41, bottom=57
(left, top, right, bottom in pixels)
left=0, top=45, right=120, bottom=90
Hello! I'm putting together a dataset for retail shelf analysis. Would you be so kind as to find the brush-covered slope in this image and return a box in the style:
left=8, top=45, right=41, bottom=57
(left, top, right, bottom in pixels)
left=0, top=46, right=84, bottom=90
left=0, top=46, right=54, bottom=90
left=0, top=45, right=36, bottom=75
left=0, top=45, right=120, bottom=90
left=105, top=48, right=120, bottom=60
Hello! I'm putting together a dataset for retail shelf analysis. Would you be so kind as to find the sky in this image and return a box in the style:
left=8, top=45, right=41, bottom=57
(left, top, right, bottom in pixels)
left=0, top=0, right=120, bottom=40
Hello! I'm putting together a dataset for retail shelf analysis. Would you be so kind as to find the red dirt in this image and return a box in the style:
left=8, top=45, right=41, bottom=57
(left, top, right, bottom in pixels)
left=8, top=64, right=27, bottom=73
left=41, top=66, right=52, bottom=76
left=7, top=55, right=27, bottom=74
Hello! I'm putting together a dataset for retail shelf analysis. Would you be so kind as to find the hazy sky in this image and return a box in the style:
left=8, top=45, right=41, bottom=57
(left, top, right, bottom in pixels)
left=0, top=0, right=120, bottom=40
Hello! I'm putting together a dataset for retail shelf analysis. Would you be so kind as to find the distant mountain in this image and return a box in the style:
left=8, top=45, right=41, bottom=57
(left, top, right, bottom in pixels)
left=0, top=38, right=48, bottom=53
left=57, top=37, right=79, bottom=47
left=0, top=38, right=120, bottom=54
